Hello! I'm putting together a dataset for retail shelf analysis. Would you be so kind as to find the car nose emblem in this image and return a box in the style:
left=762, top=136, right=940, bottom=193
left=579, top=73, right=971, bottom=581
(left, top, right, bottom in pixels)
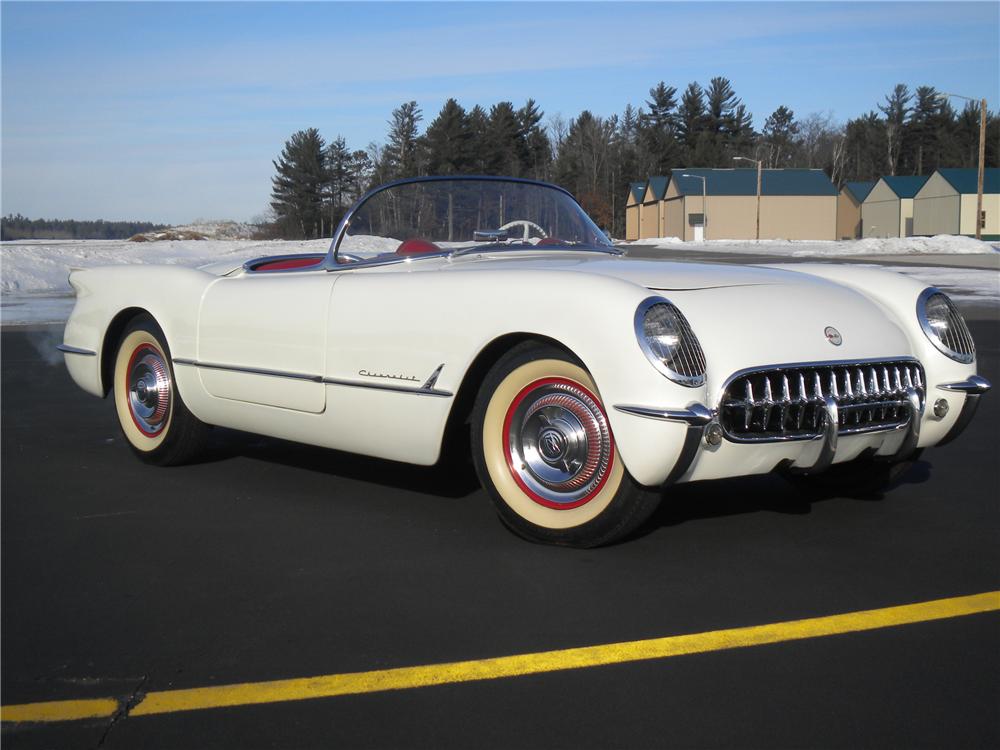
left=824, top=326, right=843, bottom=346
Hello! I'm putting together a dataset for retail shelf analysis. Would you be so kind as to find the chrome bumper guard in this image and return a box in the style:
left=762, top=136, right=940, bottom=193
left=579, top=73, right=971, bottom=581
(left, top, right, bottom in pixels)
left=936, top=375, right=991, bottom=447
left=614, top=383, right=927, bottom=479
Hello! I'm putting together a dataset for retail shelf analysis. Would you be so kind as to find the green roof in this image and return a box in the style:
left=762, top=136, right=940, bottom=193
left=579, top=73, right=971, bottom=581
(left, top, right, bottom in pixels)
left=628, top=181, right=647, bottom=203
left=843, top=181, right=875, bottom=202
left=936, top=167, right=1000, bottom=195
left=672, top=168, right=837, bottom=197
left=645, top=175, right=670, bottom=201
left=879, top=175, right=929, bottom=199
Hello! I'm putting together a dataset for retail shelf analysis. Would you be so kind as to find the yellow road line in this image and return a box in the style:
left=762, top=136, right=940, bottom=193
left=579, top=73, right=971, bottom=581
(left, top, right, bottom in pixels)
left=4, top=590, right=998, bottom=723
left=0, top=698, right=119, bottom=723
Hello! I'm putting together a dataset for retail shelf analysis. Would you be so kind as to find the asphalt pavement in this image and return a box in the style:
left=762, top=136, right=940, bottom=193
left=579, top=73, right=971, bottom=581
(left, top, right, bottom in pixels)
left=2, top=305, right=998, bottom=749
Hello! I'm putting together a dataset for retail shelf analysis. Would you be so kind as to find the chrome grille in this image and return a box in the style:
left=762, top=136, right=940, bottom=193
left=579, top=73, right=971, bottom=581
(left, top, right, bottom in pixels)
left=720, top=360, right=925, bottom=442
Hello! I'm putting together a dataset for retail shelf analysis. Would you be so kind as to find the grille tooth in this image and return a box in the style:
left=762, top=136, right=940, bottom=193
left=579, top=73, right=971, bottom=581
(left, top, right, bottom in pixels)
left=778, top=374, right=791, bottom=433
left=795, top=373, right=808, bottom=430
left=761, top=376, right=774, bottom=430
left=722, top=360, right=925, bottom=442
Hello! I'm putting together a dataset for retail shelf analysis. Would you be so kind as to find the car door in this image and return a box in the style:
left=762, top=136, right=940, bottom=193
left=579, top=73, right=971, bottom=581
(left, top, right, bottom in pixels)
left=196, top=271, right=338, bottom=413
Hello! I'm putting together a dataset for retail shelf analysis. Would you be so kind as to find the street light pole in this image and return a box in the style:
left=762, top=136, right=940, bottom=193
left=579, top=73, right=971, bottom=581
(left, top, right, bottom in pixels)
left=733, top=155, right=762, bottom=240
left=977, top=97, right=986, bottom=241
left=680, top=174, right=707, bottom=241
left=939, top=93, right=987, bottom=241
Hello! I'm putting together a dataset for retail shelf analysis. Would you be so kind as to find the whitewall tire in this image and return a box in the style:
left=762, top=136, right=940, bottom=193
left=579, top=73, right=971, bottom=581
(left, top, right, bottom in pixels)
left=113, top=315, right=210, bottom=465
left=472, top=343, right=660, bottom=547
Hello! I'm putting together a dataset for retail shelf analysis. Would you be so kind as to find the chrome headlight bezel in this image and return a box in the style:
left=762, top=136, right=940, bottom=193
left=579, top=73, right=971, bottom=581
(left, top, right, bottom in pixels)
left=916, top=287, right=975, bottom=364
left=634, top=297, right=707, bottom=388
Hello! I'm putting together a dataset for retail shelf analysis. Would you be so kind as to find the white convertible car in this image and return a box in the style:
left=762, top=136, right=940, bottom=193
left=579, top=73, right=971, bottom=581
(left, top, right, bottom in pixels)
left=60, top=176, right=990, bottom=546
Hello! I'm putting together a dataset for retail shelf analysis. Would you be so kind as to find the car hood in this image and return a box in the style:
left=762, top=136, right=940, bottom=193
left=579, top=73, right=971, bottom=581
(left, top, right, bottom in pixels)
left=448, top=252, right=810, bottom=290
left=449, top=253, right=915, bottom=382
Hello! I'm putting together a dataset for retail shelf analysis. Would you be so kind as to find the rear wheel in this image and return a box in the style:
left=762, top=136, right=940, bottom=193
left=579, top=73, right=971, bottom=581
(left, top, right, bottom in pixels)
left=472, top=343, right=660, bottom=547
left=113, top=315, right=210, bottom=465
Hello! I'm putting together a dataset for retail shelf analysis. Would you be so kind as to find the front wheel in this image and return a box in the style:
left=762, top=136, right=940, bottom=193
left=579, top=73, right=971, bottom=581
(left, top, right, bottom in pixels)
left=113, top=315, right=210, bottom=466
left=472, top=343, right=660, bottom=547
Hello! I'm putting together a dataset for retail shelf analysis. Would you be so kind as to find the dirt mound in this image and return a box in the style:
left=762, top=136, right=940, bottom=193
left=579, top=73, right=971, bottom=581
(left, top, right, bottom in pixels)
left=129, top=230, right=207, bottom=242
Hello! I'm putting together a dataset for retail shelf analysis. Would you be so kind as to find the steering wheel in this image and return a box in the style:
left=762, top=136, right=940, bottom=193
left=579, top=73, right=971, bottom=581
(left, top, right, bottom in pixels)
left=499, top=220, right=548, bottom=241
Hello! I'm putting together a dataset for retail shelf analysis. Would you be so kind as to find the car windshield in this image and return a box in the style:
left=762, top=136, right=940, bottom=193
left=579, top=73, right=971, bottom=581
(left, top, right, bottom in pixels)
left=333, top=177, right=615, bottom=264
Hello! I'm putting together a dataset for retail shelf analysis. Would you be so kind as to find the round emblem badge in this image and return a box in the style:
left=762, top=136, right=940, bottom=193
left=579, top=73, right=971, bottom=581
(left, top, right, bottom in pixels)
left=824, top=326, right=843, bottom=346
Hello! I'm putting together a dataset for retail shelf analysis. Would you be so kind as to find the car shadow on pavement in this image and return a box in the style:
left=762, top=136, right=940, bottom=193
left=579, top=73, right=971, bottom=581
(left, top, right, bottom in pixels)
left=649, top=457, right=932, bottom=531
left=198, top=426, right=482, bottom=499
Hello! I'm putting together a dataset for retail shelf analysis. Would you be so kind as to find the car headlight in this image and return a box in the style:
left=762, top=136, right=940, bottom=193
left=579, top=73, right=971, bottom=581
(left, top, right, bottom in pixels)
left=917, top=287, right=975, bottom=364
left=635, top=297, right=706, bottom=387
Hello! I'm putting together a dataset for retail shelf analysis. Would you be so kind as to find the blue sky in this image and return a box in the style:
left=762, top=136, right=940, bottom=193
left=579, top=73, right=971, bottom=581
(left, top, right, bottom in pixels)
left=2, top=1, right=998, bottom=224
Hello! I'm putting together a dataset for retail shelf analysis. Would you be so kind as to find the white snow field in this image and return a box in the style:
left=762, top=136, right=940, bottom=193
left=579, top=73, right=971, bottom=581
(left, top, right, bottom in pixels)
left=624, top=234, right=997, bottom=256
left=1, top=236, right=997, bottom=325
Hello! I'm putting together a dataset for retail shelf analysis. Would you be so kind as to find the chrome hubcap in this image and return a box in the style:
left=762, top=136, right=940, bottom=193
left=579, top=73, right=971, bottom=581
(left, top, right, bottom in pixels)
left=507, top=380, right=612, bottom=507
left=127, top=345, right=171, bottom=435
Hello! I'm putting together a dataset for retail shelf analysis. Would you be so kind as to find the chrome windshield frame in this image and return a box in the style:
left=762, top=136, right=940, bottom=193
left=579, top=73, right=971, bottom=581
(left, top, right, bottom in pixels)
left=322, top=175, right=617, bottom=270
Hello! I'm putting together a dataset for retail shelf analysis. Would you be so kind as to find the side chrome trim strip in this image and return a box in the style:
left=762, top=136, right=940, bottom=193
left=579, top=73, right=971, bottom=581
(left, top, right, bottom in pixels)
left=613, top=403, right=714, bottom=425
left=172, top=359, right=453, bottom=397
left=320, top=376, right=453, bottom=398
left=172, top=358, right=322, bottom=382
left=57, top=344, right=97, bottom=357
left=421, top=363, right=445, bottom=391
left=937, top=375, right=991, bottom=394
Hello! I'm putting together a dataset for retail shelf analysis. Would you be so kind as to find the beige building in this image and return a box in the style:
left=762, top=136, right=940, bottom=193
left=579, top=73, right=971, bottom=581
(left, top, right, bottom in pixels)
left=654, top=168, right=838, bottom=241
left=912, top=168, right=1000, bottom=240
left=638, top=176, right=670, bottom=239
left=625, top=182, right=646, bottom=241
left=860, top=175, right=929, bottom=238
left=836, top=181, right=874, bottom=240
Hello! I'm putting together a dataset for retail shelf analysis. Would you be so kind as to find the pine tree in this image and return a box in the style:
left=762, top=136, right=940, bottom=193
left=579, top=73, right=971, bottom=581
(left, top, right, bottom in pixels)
left=384, top=101, right=424, bottom=179
left=518, top=98, right=551, bottom=180
left=906, top=86, right=943, bottom=175
left=466, top=105, right=490, bottom=173
left=762, top=106, right=798, bottom=167
left=270, top=128, right=328, bottom=239
left=326, top=135, right=352, bottom=226
left=485, top=101, right=524, bottom=175
left=677, top=82, right=706, bottom=157
left=425, top=98, right=472, bottom=175
left=843, top=111, right=885, bottom=181
left=704, top=77, right=749, bottom=166
left=639, top=82, right=680, bottom=172
left=879, top=84, right=911, bottom=175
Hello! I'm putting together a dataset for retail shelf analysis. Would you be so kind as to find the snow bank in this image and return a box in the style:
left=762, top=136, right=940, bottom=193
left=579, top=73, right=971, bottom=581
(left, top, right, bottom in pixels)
left=130, top=220, right=259, bottom=241
left=866, top=265, right=1000, bottom=305
left=622, top=235, right=998, bottom=255
left=2, top=238, right=996, bottom=325
left=1, top=238, right=331, bottom=295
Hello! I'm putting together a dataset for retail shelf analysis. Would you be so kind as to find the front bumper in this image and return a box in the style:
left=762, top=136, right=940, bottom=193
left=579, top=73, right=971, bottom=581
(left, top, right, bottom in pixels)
left=614, top=374, right=990, bottom=486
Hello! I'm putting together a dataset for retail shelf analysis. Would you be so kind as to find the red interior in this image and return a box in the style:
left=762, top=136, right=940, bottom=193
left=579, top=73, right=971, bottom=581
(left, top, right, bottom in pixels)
left=536, top=237, right=565, bottom=246
left=253, top=256, right=325, bottom=272
left=396, top=238, right=441, bottom=255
